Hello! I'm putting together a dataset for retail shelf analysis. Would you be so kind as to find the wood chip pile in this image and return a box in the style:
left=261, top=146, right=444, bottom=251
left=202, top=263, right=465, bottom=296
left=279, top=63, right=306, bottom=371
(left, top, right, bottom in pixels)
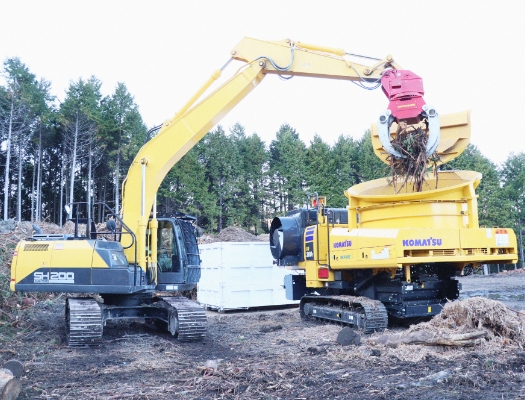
left=412, top=297, right=525, bottom=346
left=499, top=268, right=525, bottom=275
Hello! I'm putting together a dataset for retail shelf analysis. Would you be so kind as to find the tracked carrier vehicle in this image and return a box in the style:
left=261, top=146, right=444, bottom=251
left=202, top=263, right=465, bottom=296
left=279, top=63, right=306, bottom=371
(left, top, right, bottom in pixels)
left=271, top=169, right=518, bottom=331
left=11, top=204, right=205, bottom=346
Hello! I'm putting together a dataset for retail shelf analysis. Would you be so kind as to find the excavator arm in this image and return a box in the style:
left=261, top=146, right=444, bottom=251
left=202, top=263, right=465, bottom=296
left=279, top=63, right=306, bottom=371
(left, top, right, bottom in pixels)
left=233, top=38, right=441, bottom=158
left=120, top=37, right=462, bottom=273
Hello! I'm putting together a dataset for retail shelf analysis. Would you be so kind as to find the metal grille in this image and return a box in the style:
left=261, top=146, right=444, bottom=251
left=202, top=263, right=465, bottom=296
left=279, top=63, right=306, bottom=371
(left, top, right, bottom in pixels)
left=464, top=248, right=488, bottom=255
left=176, top=219, right=201, bottom=284
left=24, top=243, right=50, bottom=251
left=406, top=249, right=457, bottom=257
left=431, top=249, right=457, bottom=256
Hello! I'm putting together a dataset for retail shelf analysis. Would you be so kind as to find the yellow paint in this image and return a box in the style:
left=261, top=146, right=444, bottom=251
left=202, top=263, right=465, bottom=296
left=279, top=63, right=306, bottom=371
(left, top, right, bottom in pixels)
left=404, top=265, right=412, bottom=283
left=12, top=239, right=104, bottom=284
left=10, top=38, right=517, bottom=297
left=114, top=37, right=479, bottom=283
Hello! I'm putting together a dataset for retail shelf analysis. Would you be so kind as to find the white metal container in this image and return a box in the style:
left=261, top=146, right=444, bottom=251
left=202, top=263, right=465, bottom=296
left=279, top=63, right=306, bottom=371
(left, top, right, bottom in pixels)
left=197, top=242, right=299, bottom=311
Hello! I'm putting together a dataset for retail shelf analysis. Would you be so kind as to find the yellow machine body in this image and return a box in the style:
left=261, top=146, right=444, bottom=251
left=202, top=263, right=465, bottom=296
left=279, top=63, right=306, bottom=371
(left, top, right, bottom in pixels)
left=118, top=37, right=405, bottom=275
left=11, top=241, right=94, bottom=291
left=294, top=170, right=517, bottom=289
left=12, top=37, right=410, bottom=292
left=10, top=238, right=132, bottom=293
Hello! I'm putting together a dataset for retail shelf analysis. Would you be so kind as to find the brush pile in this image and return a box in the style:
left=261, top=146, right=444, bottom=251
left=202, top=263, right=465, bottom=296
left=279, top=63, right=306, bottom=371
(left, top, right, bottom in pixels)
left=420, top=297, right=525, bottom=346
left=370, top=297, right=525, bottom=348
left=387, top=123, right=440, bottom=193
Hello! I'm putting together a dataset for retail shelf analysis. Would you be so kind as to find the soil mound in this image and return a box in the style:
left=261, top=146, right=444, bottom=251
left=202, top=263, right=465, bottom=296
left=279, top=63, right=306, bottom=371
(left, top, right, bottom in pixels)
left=200, top=226, right=269, bottom=244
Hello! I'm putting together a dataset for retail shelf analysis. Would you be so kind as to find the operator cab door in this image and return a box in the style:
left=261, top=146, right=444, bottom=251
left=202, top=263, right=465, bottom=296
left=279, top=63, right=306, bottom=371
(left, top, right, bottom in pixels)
left=157, top=219, right=187, bottom=284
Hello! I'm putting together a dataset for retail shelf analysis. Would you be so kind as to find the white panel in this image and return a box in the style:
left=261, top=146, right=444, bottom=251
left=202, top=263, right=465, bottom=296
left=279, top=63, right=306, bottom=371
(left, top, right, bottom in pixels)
left=197, top=242, right=299, bottom=311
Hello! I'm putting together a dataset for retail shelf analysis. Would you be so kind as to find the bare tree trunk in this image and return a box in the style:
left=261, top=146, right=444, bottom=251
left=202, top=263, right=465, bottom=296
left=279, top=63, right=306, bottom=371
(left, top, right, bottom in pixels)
left=0, top=367, right=21, bottom=400
left=59, top=153, right=65, bottom=227
left=98, top=180, right=104, bottom=223
left=68, top=112, right=79, bottom=219
left=3, top=99, right=14, bottom=220
left=114, top=131, right=122, bottom=215
left=87, top=141, right=93, bottom=225
left=370, top=330, right=487, bottom=347
left=31, top=149, right=36, bottom=222
left=36, top=129, right=43, bottom=221
left=17, top=138, right=22, bottom=221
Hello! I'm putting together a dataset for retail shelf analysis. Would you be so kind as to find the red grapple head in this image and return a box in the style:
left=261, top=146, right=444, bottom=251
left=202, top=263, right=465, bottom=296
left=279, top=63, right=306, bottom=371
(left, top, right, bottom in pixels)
left=381, top=70, right=426, bottom=123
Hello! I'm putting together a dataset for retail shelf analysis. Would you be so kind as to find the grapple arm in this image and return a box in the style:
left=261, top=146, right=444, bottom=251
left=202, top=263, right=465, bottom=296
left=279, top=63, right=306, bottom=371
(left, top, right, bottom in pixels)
left=378, top=70, right=440, bottom=158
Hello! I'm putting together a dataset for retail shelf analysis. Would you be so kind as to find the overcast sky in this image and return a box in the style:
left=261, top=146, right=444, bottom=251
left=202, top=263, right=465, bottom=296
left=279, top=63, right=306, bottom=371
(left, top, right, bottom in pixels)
left=2, top=1, right=524, bottom=165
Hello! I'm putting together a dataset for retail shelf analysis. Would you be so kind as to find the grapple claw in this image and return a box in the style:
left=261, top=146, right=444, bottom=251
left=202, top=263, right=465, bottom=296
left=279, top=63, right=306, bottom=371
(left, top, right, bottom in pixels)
left=378, top=110, right=406, bottom=158
left=422, top=105, right=440, bottom=156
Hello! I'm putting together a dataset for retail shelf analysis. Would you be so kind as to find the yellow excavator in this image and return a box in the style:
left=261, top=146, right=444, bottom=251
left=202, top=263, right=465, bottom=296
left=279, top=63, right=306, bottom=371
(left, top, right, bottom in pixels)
left=10, top=37, right=517, bottom=345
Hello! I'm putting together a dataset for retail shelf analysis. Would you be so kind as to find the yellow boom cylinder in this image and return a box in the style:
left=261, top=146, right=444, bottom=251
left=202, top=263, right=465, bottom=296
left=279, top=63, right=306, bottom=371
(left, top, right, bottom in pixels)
left=172, top=69, right=223, bottom=124
left=297, top=41, right=345, bottom=57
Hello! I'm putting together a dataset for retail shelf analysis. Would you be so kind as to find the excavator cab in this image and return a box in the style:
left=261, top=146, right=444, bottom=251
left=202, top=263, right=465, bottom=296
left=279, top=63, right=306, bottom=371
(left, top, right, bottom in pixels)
left=60, top=204, right=202, bottom=292
left=155, top=215, right=201, bottom=291
left=157, top=220, right=182, bottom=277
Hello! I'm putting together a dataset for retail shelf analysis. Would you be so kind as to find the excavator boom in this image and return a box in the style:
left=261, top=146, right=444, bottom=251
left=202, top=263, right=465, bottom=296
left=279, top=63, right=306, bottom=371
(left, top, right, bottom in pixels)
left=121, top=37, right=450, bottom=271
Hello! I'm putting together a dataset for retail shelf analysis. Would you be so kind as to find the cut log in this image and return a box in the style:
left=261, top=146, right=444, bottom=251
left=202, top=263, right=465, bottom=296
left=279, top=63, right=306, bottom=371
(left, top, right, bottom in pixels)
left=0, top=368, right=21, bottom=400
left=369, top=330, right=487, bottom=348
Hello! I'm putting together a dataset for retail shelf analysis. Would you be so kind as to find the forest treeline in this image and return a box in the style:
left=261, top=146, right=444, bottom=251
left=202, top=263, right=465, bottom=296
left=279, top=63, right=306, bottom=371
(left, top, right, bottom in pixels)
left=1, top=57, right=524, bottom=251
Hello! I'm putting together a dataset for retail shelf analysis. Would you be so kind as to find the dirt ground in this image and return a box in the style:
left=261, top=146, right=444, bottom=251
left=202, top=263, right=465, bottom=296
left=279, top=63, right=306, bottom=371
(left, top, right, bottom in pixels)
left=0, top=273, right=524, bottom=400
left=459, top=270, right=525, bottom=311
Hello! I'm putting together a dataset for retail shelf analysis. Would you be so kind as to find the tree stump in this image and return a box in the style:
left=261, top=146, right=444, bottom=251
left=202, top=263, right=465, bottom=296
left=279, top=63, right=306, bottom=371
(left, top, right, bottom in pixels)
left=0, top=368, right=21, bottom=400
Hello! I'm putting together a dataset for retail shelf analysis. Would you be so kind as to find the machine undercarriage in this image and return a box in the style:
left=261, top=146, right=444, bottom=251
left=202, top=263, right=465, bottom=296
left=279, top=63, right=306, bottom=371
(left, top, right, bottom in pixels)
left=66, top=294, right=206, bottom=347
left=289, top=263, right=461, bottom=332
left=300, top=295, right=389, bottom=333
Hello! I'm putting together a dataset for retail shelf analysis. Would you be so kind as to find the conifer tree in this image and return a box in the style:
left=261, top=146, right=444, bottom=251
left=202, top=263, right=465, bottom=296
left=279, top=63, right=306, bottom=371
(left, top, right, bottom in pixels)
left=331, top=134, right=360, bottom=207
left=230, top=123, right=268, bottom=233
left=268, top=124, right=307, bottom=213
left=305, top=134, right=336, bottom=205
